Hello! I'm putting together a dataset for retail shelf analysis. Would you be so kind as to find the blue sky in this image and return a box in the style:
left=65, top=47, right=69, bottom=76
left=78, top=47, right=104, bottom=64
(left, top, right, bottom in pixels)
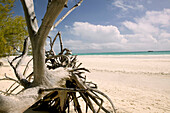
left=13, top=0, right=170, bottom=53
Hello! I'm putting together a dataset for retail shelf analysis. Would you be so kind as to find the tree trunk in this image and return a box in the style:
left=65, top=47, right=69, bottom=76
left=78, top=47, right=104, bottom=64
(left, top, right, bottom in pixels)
left=21, top=0, right=68, bottom=86
left=0, top=0, right=68, bottom=112
left=0, top=0, right=116, bottom=113
left=0, top=87, right=40, bottom=113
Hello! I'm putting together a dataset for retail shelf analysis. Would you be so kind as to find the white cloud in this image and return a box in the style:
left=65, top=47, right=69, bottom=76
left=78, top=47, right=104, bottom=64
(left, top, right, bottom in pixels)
left=123, top=9, right=170, bottom=34
left=65, top=11, right=170, bottom=53
left=123, top=21, right=159, bottom=34
left=136, top=9, right=170, bottom=27
left=123, top=9, right=170, bottom=41
left=121, top=9, right=170, bottom=51
left=124, top=34, right=157, bottom=43
left=63, top=22, right=129, bottom=52
left=112, top=0, right=144, bottom=11
left=160, top=32, right=170, bottom=39
left=71, top=22, right=125, bottom=43
left=64, top=40, right=104, bottom=53
left=64, top=39, right=126, bottom=53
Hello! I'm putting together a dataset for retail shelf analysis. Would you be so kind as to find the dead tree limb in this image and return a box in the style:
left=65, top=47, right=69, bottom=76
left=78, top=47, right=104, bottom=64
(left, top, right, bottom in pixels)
left=0, top=1, right=117, bottom=113
left=7, top=37, right=31, bottom=88
left=0, top=74, right=20, bottom=84
left=23, top=58, right=33, bottom=76
left=51, top=0, right=84, bottom=30
left=20, top=0, right=39, bottom=38
left=31, top=32, right=116, bottom=113
left=58, top=32, right=63, bottom=52
left=37, top=0, right=68, bottom=47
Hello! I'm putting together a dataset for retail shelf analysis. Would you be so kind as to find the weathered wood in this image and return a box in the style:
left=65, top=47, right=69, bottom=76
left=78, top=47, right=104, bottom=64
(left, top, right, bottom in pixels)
left=0, top=0, right=116, bottom=112
left=35, top=32, right=116, bottom=112
left=37, top=0, right=68, bottom=47
left=51, top=0, right=84, bottom=30
left=7, top=37, right=30, bottom=88
left=20, top=0, right=39, bottom=38
left=0, top=74, right=20, bottom=84
left=0, top=0, right=69, bottom=112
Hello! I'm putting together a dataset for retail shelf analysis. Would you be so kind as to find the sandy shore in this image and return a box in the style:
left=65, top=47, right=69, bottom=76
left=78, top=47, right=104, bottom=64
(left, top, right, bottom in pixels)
left=0, top=55, right=170, bottom=113
left=78, top=55, right=170, bottom=113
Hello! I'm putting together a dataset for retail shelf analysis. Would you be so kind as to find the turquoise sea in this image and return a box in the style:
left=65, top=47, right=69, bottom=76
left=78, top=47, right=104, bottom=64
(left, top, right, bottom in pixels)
left=76, top=51, right=170, bottom=55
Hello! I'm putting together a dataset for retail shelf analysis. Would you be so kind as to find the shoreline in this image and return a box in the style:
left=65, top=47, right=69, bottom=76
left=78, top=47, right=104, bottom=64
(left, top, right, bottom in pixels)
left=77, top=54, right=170, bottom=58
left=75, top=51, right=170, bottom=56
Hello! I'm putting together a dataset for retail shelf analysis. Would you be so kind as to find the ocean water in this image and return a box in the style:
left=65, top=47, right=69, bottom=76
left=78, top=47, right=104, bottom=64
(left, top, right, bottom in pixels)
left=75, top=51, right=170, bottom=55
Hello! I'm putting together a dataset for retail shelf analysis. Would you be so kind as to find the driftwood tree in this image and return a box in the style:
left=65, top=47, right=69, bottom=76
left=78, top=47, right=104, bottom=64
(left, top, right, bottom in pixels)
left=0, top=0, right=116, bottom=113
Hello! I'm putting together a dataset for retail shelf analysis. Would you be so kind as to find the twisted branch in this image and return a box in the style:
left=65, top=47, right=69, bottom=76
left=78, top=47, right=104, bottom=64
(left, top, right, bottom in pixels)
left=0, top=74, right=20, bottom=84
left=32, top=32, right=116, bottom=113
left=7, top=37, right=31, bottom=88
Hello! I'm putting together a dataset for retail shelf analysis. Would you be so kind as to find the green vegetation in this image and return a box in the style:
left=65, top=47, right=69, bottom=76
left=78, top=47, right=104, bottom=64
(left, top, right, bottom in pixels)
left=0, top=0, right=28, bottom=57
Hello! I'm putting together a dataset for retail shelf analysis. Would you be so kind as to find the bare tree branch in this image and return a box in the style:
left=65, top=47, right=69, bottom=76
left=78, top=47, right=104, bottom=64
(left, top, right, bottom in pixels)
left=12, top=45, right=22, bottom=53
left=16, top=37, right=30, bottom=69
left=47, top=32, right=60, bottom=53
left=23, top=58, right=33, bottom=76
left=7, top=37, right=31, bottom=88
left=51, top=0, right=84, bottom=30
left=6, top=82, right=17, bottom=94
left=20, top=0, right=39, bottom=38
left=0, top=74, right=20, bottom=84
left=58, top=32, right=64, bottom=52
left=0, top=1, right=116, bottom=113
left=0, top=90, right=15, bottom=96
left=37, top=0, right=68, bottom=47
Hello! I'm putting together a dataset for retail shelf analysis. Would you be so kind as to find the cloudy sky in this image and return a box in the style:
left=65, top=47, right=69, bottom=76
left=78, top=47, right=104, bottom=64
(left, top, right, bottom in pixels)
left=13, top=0, right=170, bottom=53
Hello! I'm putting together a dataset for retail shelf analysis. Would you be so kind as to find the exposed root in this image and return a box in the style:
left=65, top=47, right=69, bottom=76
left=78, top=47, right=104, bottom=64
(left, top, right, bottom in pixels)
left=30, top=32, right=117, bottom=113
left=1, top=31, right=117, bottom=112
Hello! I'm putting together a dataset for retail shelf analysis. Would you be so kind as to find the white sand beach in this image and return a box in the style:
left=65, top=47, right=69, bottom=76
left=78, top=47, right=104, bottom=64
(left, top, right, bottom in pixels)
left=0, top=55, right=170, bottom=113
left=78, top=55, right=170, bottom=113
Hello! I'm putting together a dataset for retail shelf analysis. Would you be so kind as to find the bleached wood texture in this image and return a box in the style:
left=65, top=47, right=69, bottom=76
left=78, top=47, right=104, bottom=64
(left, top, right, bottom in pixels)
left=0, top=0, right=68, bottom=112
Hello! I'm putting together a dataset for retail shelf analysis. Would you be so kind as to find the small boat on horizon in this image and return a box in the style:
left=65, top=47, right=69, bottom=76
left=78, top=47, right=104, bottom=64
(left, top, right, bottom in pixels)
left=147, top=51, right=154, bottom=52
